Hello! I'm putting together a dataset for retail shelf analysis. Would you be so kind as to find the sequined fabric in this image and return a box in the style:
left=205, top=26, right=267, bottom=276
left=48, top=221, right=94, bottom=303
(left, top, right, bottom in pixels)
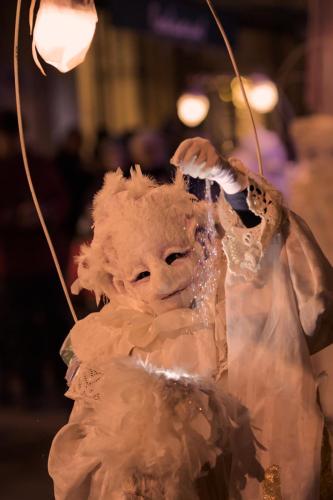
left=262, top=465, right=282, bottom=500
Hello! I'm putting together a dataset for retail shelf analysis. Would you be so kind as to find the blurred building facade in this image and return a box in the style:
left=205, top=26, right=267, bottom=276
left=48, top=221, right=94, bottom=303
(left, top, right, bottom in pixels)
left=0, top=0, right=308, bottom=157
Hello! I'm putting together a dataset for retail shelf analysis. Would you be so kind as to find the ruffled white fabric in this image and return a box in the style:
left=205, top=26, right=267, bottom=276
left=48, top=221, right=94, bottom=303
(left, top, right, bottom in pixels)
left=49, top=357, right=238, bottom=499
left=67, top=301, right=227, bottom=381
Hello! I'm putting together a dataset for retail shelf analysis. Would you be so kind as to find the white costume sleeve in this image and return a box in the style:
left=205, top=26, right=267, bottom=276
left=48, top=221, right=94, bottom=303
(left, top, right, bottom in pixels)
left=218, top=157, right=333, bottom=353
left=285, top=212, right=333, bottom=354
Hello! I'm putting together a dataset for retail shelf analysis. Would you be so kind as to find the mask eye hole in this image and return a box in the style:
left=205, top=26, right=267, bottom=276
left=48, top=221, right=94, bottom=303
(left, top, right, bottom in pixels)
left=165, top=251, right=188, bottom=265
left=133, top=271, right=150, bottom=282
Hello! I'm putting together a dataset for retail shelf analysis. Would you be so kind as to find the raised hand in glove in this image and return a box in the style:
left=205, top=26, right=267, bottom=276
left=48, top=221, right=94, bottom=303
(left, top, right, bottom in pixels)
left=170, top=137, right=247, bottom=194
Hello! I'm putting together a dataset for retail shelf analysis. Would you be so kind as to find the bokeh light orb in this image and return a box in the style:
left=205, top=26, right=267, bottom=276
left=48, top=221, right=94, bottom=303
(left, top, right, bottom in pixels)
left=248, top=80, right=279, bottom=113
left=177, top=93, right=210, bottom=127
left=230, top=76, right=252, bottom=109
left=230, top=76, right=278, bottom=114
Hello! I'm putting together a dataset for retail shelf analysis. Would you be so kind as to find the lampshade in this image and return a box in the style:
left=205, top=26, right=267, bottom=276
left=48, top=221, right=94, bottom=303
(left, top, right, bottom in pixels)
left=30, top=0, right=98, bottom=74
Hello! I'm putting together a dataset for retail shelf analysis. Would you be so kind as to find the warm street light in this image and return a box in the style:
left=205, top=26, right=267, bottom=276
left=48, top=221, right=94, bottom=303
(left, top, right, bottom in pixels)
left=177, top=92, right=210, bottom=127
left=248, top=79, right=278, bottom=114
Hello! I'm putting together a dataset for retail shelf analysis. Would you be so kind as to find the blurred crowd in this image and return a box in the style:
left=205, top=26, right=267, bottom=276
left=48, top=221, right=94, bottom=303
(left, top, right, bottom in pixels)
left=1, top=109, right=333, bottom=410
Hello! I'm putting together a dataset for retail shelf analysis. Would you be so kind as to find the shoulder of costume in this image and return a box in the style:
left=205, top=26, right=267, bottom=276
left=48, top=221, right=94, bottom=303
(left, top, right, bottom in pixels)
left=218, top=157, right=286, bottom=281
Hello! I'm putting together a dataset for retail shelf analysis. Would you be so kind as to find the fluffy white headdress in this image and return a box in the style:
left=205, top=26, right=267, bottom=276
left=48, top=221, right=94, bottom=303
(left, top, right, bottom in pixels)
left=72, top=167, right=204, bottom=303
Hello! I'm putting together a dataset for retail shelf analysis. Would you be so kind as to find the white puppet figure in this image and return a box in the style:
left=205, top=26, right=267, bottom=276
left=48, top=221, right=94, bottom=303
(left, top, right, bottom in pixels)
left=49, top=163, right=246, bottom=500
left=49, top=138, right=333, bottom=500
left=289, top=114, right=333, bottom=264
left=289, top=114, right=333, bottom=479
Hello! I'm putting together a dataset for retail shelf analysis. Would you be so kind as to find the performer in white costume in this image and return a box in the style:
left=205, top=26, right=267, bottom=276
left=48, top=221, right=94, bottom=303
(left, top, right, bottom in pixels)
left=289, top=114, right=333, bottom=484
left=289, top=114, right=333, bottom=265
left=49, top=138, right=333, bottom=500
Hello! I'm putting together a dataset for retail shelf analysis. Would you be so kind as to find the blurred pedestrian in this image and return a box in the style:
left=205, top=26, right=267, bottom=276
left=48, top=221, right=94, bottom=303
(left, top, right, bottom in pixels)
left=127, top=129, right=175, bottom=183
left=0, top=110, right=70, bottom=408
left=55, top=127, right=92, bottom=240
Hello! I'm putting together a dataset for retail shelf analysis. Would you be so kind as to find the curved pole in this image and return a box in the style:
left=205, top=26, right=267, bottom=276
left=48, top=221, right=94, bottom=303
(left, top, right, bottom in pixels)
left=205, top=0, right=264, bottom=176
left=14, top=0, right=78, bottom=323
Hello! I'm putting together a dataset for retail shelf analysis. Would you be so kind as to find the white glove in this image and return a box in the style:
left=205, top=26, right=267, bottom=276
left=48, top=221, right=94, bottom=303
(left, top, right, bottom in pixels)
left=170, top=137, right=247, bottom=194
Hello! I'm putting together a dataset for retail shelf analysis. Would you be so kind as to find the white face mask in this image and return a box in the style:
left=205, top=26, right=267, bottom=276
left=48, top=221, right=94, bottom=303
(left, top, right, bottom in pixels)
left=104, top=211, right=207, bottom=315
left=76, top=169, right=219, bottom=310
left=121, top=248, right=201, bottom=315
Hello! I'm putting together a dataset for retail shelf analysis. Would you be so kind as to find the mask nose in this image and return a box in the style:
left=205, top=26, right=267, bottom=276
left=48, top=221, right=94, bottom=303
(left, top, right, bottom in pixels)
left=150, top=260, right=180, bottom=297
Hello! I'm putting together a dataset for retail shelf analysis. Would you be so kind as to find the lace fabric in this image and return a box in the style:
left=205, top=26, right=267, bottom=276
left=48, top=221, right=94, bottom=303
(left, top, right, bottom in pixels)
left=218, top=158, right=283, bottom=280
left=67, top=366, right=103, bottom=401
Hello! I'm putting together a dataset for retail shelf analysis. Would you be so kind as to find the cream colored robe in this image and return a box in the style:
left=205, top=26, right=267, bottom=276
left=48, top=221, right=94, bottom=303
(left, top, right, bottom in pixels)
left=218, top=164, right=333, bottom=499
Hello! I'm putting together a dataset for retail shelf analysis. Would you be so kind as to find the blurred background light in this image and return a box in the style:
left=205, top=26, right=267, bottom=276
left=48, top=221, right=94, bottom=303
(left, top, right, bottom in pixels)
left=230, top=76, right=252, bottom=109
left=218, top=75, right=232, bottom=103
left=176, top=92, right=210, bottom=127
left=248, top=79, right=279, bottom=113
left=32, top=0, right=98, bottom=73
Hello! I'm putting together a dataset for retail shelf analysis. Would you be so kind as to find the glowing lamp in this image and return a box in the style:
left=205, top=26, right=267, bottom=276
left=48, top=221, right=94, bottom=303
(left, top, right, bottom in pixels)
left=177, top=93, right=210, bottom=127
left=30, top=0, right=98, bottom=74
left=248, top=80, right=278, bottom=114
